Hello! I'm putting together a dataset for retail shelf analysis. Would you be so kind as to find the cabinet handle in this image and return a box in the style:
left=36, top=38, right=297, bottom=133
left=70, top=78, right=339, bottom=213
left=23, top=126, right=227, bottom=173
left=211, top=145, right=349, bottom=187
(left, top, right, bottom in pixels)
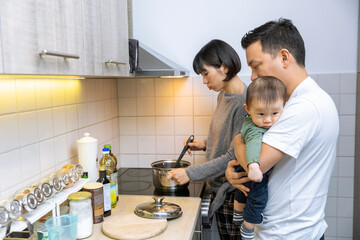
left=39, top=49, right=79, bottom=59
left=105, top=60, right=126, bottom=65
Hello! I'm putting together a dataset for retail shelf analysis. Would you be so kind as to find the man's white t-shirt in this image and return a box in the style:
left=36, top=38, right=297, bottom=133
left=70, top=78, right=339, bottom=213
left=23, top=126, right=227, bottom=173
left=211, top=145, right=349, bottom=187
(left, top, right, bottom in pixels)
left=256, top=77, right=339, bottom=240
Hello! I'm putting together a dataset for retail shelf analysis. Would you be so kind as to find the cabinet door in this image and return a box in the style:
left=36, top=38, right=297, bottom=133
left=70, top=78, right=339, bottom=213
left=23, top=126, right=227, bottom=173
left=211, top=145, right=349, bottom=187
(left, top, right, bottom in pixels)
left=100, top=0, right=129, bottom=77
left=0, top=0, right=82, bottom=75
left=82, top=0, right=103, bottom=76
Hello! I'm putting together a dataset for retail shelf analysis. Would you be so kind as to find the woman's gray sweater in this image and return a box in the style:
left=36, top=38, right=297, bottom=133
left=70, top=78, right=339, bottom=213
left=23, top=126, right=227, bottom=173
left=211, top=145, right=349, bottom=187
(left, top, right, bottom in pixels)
left=186, top=87, right=247, bottom=215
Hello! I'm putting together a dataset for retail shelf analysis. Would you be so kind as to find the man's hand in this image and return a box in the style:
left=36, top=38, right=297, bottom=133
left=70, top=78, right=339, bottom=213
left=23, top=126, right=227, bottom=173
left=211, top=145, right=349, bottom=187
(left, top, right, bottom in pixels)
left=247, top=163, right=263, bottom=182
left=225, top=160, right=251, bottom=196
left=167, top=168, right=190, bottom=185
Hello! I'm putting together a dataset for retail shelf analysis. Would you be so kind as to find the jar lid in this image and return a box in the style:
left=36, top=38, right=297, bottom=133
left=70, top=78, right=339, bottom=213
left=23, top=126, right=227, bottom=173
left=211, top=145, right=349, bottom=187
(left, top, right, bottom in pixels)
left=0, top=206, right=10, bottom=225
left=83, top=182, right=103, bottom=189
left=68, top=191, right=92, bottom=201
left=9, top=199, right=22, bottom=218
left=41, top=182, right=53, bottom=198
left=25, top=193, right=38, bottom=210
left=77, top=133, right=98, bottom=144
left=134, top=196, right=182, bottom=219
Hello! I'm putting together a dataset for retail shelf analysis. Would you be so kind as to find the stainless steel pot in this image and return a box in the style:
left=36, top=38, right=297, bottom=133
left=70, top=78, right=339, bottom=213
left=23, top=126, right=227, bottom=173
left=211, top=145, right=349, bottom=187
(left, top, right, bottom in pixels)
left=151, top=159, right=191, bottom=191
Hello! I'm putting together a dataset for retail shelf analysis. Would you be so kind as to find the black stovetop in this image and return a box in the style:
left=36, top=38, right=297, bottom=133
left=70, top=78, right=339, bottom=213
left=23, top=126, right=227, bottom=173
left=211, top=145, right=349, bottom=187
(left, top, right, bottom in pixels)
left=117, top=168, right=205, bottom=197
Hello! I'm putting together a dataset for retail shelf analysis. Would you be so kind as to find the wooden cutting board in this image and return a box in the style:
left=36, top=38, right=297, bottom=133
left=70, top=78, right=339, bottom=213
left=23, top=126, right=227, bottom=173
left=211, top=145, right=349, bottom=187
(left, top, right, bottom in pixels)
left=102, top=214, right=167, bottom=240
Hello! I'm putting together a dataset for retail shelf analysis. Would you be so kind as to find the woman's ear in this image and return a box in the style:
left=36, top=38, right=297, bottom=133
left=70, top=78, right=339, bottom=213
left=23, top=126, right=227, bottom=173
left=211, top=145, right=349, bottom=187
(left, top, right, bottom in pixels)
left=279, top=49, right=290, bottom=68
left=222, top=64, right=229, bottom=74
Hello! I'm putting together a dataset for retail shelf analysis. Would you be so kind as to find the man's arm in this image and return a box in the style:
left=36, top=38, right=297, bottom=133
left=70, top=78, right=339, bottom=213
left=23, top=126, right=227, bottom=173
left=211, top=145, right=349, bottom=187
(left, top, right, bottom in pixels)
left=259, top=142, right=286, bottom=173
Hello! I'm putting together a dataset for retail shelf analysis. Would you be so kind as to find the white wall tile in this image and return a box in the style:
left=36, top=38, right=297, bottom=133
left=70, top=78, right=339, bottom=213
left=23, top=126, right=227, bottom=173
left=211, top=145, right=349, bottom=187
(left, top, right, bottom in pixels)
left=174, top=116, right=193, bottom=135
left=194, top=96, right=213, bottom=115
left=0, top=80, right=17, bottom=114
left=104, top=120, right=113, bottom=142
left=328, top=177, right=338, bottom=197
left=194, top=116, right=212, bottom=136
left=16, top=79, right=36, bottom=111
left=0, top=114, right=19, bottom=153
left=77, top=103, right=88, bottom=128
left=156, top=136, right=174, bottom=154
left=110, top=79, right=118, bottom=99
left=53, top=135, right=68, bottom=165
left=339, top=115, right=355, bottom=136
left=137, top=117, right=156, bottom=135
left=329, top=94, right=340, bottom=113
left=194, top=154, right=206, bottom=165
left=67, top=130, right=79, bottom=159
left=337, top=197, right=353, bottom=218
left=95, top=80, right=104, bottom=101
left=118, top=98, right=137, bottom=116
left=155, top=97, right=174, bottom=116
left=103, top=80, right=112, bottom=100
left=87, top=102, right=97, bottom=125
left=156, top=117, right=174, bottom=135
left=138, top=155, right=156, bottom=168
left=155, top=78, right=173, bottom=97
left=340, top=94, right=356, bottom=115
left=0, top=149, right=21, bottom=191
left=53, top=107, right=67, bottom=136
left=97, top=122, right=106, bottom=144
left=174, top=136, right=188, bottom=154
left=64, top=81, right=77, bottom=105
left=20, top=144, right=40, bottom=181
left=66, top=105, right=79, bottom=132
left=96, top=101, right=105, bottom=122
left=325, top=197, right=337, bottom=217
left=137, top=97, right=156, bottom=116
left=120, top=136, right=138, bottom=154
left=119, top=154, right=138, bottom=167
left=138, top=136, right=156, bottom=154
left=174, top=97, right=193, bottom=116
left=39, top=139, right=55, bottom=172
left=77, top=80, right=87, bottom=103
left=34, top=80, right=52, bottom=109
left=338, top=136, right=355, bottom=157
left=112, top=118, right=119, bottom=138
left=174, top=77, right=193, bottom=97
left=317, top=73, right=340, bottom=94
left=337, top=217, right=353, bottom=238
left=325, top=217, right=337, bottom=237
left=340, top=73, right=356, bottom=94
left=136, top=78, right=154, bottom=97
left=51, top=80, right=65, bottom=107
left=37, top=109, right=54, bottom=141
left=337, top=177, right=354, bottom=197
left=111, top=98, right=119, bottom=118
left=118, top=78, right=136, bottom=97
left=18, top=111, right=38, bottom=147
left=119, top=117, right=137, bottom=135
left=86, top=79, right=97, bottom=102
left=338, top=157, right=354, bottom=177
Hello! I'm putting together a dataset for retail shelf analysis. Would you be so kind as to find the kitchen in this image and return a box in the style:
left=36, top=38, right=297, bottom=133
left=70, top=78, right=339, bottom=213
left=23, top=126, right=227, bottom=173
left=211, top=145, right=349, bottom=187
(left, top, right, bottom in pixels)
left=0, top=0, right=358, bottom=239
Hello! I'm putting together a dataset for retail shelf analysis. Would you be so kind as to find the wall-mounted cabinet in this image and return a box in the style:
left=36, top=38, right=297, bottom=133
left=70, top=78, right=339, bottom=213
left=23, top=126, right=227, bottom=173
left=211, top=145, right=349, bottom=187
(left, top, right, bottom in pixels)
left=0, top=0, right=129, bottom=77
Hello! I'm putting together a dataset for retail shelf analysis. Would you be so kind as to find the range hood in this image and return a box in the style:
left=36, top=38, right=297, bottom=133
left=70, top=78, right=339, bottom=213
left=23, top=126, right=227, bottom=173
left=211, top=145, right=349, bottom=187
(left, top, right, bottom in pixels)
left=131, top=41, right=189, bottom=78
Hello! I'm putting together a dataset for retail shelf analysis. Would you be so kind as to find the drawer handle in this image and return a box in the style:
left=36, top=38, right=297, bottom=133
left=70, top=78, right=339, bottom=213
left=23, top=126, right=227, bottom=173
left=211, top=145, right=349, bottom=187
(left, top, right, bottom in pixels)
left=39, top=49, right=79, bottom=59
left=105, top=60, right=126, bottom=65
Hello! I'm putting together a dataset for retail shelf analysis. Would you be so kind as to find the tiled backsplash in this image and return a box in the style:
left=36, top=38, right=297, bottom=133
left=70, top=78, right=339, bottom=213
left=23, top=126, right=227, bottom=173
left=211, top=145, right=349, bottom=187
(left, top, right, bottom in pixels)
left=0, top=72, right=356, bottom=239
left=117, top=73, right=356, bottom=239
left=0, top=77, right=120, bottom=200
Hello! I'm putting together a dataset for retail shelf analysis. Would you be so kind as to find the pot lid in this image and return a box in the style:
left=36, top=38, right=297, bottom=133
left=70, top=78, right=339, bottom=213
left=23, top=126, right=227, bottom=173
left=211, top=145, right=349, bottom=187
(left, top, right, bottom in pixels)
left=134, top=196, right=182, bottom=219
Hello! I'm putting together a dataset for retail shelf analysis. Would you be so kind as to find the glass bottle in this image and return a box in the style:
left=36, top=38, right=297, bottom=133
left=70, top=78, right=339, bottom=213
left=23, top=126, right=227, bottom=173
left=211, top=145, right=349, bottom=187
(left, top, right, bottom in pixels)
left=97, top=166, right=111, bottom=217
left=104, top=144, right=118, bottom=198
left=99, top=148, right=117, bottom=207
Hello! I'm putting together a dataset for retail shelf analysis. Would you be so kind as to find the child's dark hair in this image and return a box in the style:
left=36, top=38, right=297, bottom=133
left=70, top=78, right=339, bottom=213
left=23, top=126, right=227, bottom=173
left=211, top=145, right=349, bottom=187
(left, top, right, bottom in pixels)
left=246, top=76, right=287, bottom=108
left=193, top=39, right=241, bottom=82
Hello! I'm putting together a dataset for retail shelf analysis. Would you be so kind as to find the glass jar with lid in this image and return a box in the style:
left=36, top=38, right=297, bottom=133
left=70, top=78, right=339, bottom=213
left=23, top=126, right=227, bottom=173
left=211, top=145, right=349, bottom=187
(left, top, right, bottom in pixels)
left=56, top=168, right=70, bottom=189
left=68, top=191, right=93, bottom=239
left=47, top=173, right=63, bottom=194
left=0, top=199, right=11, bottom=227
left=13, top=191, right=38, bottom=213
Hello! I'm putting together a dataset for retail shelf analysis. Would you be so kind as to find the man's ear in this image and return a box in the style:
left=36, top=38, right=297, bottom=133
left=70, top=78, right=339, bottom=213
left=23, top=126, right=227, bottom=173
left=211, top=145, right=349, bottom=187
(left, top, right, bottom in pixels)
left=279, top=49, right=290, bottom=68
left=243, top=104, right=251, bottom=115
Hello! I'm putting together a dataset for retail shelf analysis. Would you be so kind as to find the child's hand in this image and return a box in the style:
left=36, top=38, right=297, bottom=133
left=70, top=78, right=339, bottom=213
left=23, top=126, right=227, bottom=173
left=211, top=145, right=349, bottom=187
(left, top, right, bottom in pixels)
left=248, top=163, right=263, bottom=182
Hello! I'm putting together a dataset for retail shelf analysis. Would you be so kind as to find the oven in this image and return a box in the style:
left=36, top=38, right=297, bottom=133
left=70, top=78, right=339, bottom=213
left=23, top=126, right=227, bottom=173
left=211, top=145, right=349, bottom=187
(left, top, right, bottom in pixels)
left=117, top=168, right=219, bottom=240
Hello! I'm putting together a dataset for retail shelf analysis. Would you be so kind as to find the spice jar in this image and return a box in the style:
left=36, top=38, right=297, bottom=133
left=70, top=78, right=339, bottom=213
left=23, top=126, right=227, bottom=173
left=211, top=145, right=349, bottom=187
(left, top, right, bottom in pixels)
left=63, top=164, right=80, bottom=183
left=56, top=168, right=70, bottom=188
left=68, top=191, right=93, bottom=239
left=13, top=191, right=38, bottom=213
left=47, top=173, right=63, bottom=193
left=0, top=200, right=11, bottom=227
left=28, top=184, right=45, bottom=205
left=2, top=198, right=23, bottom=219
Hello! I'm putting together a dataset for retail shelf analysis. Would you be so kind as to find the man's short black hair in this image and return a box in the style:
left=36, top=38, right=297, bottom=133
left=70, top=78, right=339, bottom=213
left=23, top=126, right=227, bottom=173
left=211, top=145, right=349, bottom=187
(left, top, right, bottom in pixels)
left=193, top=39, right=241, bottom=82
left=241, top=18, right=305, bottom=67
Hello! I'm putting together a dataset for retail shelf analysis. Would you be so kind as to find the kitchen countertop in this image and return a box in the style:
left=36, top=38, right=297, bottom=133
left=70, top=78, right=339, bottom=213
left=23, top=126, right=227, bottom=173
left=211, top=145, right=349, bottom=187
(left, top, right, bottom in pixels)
left=86, top=195, right=201, bottom=240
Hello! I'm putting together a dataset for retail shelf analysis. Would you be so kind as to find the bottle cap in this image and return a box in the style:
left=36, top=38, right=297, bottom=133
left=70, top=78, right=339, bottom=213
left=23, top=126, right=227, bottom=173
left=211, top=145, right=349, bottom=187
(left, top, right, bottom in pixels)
left=82, top=172, right=89, bottom=178
left=99, top=165, right=106, bottom=171
left=102, top=148, right=110, bottom=153
left=104, top=144, right=112, bottom=150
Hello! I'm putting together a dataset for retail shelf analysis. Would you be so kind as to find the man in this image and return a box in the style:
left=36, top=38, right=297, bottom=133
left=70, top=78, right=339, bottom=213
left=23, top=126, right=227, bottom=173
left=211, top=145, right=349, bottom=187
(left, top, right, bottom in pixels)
left=226, top=18, right=339, bottom=239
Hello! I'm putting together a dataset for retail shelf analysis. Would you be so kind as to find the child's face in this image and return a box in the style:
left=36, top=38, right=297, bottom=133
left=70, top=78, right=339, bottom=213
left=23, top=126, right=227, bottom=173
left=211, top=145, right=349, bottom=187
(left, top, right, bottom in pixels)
left=244, top=98, right=284, bottom=129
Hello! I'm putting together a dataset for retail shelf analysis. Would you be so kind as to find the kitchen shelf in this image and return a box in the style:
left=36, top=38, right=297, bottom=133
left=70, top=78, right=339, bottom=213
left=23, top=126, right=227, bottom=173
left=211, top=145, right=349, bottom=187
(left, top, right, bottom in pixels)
left=0, top=178, right=91, bottom=238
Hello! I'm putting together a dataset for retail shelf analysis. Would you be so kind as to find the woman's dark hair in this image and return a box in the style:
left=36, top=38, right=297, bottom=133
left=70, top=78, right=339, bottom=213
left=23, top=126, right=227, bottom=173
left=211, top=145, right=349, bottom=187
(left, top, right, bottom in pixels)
left=193, top=39, right=241, bottom=82
left=246, top=76, right=287, bottom=108
left=241, top=18, right=305, bottom=67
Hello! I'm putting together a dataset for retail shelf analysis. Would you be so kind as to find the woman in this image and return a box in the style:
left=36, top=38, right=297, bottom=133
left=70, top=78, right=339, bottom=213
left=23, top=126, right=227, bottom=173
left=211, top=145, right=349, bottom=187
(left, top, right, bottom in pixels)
left=168, top=39, right=247, bottom=239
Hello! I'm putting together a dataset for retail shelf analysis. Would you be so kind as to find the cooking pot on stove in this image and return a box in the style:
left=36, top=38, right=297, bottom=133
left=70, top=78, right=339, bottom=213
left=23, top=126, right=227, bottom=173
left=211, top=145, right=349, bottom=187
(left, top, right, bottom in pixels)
left=151, top=159, right=190, bottom=191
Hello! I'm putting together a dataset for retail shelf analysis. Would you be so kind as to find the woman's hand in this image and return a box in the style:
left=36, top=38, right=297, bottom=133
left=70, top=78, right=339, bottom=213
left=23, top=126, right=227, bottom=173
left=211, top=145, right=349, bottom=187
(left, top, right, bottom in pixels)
left=167, top=168, right=190, bottom=185
left=185, top=139, right=206, bottom=156
left=225, top=160, right=251, bottom=196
